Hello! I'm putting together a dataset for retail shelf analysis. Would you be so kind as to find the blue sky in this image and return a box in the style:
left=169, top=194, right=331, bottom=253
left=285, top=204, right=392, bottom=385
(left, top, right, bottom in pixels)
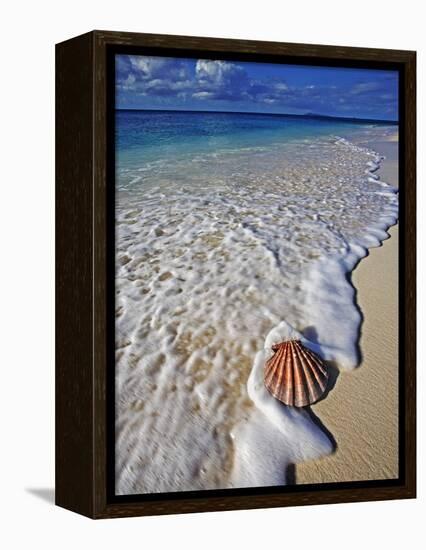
left=116, top=55, right=398, bottom=120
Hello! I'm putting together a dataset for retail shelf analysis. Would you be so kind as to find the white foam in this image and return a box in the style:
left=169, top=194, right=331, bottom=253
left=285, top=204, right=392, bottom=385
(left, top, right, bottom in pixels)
left=115, top=133, right=398, bottom=494
left=230, top=321, right=333, bottom=487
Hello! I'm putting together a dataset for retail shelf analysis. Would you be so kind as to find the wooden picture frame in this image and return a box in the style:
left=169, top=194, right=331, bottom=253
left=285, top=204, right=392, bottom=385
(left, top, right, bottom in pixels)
left=56, top=30, right=416, bottom=519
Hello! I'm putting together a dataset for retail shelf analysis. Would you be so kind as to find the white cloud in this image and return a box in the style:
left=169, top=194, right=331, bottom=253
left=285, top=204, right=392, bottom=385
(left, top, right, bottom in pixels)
left=192, top=91, right=214, bottom=99
left=119, top=73, right=136, bottom=91
left=275, top=82, right=289, bottom=91
left=350, top=82, right=381, bottom=95
left=195, top=59, right=245, bottom=87
left=196, top=60, right=229, bottom=83
left=129, top=57, right=168, bottom=79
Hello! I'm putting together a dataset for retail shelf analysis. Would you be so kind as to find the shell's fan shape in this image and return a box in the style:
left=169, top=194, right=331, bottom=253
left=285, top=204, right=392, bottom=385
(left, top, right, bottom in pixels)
left=264, top=340, right=329, bottom=407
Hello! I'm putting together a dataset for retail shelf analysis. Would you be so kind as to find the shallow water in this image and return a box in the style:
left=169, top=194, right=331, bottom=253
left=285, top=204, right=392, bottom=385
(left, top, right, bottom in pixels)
left=114, top=112, right=398, bottom=494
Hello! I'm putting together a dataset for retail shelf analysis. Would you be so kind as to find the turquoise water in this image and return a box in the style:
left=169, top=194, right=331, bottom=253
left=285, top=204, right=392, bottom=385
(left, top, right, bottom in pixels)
left=116, top=109, right=392, bottom=172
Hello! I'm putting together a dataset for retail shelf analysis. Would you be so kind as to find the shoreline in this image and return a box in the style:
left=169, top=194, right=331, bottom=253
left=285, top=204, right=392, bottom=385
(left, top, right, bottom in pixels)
left=296, top=138, right=399, bottom=484
left=115, top=127, right=399, bottom=494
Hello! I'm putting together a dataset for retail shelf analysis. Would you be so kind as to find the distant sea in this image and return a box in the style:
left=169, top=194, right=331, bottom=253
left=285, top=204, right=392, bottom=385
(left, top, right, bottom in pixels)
left=114, top=109, right=398, bottom=495
left=116, top=109, right=396, bottom=178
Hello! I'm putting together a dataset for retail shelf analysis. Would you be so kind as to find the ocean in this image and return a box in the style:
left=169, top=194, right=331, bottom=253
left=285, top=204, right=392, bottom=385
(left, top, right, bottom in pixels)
left=114, top=110, right=398, bottom=494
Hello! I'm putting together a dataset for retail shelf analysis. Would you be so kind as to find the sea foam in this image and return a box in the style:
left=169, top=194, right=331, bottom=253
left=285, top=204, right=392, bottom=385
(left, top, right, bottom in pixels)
left=115, top=133, right=398, bottom=494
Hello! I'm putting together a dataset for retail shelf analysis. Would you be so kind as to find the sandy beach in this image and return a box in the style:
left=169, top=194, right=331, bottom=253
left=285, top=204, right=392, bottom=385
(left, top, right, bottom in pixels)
left=297, top=137, right=399, bottom=484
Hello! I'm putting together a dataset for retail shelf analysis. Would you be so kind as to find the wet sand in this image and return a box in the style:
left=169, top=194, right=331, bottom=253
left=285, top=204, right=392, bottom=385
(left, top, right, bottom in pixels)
left=297, top=138, right=399, bottom=483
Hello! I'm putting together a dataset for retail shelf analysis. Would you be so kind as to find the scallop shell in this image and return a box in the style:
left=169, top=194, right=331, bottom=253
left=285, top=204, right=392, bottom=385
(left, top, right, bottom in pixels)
left=264, top=339, right=328, bottom=407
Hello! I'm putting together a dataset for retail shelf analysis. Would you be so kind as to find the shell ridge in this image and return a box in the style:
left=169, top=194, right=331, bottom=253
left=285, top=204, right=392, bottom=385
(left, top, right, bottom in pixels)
left=302, top=345, right=328, bottom=376
left=273, top=344, right=288, bottom=402
left=295, top=343, right=323, bottom=402
left=264, top=345, right=284, bottom=397
left=292, top=341, right=308, bottom=407
left=264, top=348, right=276, bottom=383
left=265, top=345, right=284, bottom=388
left=283, top=343, right=293, bottom=404
left=297, top=344, right=328, bottom=394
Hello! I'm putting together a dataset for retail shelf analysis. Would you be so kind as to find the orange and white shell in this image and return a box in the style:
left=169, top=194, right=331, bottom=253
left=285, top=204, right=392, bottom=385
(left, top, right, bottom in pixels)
left=264, top=339, right=328, bottom=407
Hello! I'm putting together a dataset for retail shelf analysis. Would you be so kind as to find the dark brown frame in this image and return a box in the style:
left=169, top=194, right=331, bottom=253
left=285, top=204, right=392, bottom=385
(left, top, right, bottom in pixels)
left=56, top=30, right=416, bottom=519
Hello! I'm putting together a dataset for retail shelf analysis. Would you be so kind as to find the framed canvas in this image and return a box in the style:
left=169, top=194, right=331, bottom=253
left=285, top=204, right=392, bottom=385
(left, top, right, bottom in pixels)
left=55, top=30, right=416, bottom=519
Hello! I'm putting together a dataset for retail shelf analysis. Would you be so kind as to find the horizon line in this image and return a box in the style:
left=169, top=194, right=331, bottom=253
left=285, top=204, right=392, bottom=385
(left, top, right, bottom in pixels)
left=115, top=107, right=398, bottom=124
